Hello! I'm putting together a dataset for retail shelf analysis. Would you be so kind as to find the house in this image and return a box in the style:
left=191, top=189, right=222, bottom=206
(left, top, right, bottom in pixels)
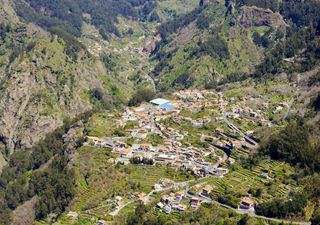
left=139, top=143, right=153, bottom=151
left=97, top=220, right=107, bottom=225
left=115, top=141, right=126, bottom=149
left=191, top=184, right=202, bottom=193
left=202, top=185, right=213, bottom=196
left=137, top=192, right=146, bottom=201
left=161, top=195, right=173, bottom=205
left=156, top=202, right=165, bottom=209
left=260, top=172, right=270, bottom=179
left=190, top=197, right=201, bottom=207
left=154, top=183, right=162, bottom=191
left=155, top=154, right=175, bottom=162
left=102, top=139, right=115, bottom=148
left=87, top=136, right=105, bottom=146
left=115, top=196, right=122, bottom=202
left=175, top=191, right=184, bottom=202
left=120, top=148, right=133, bottom=158
left=174, top=203, right=187, bottom=211
left=239, top=197, right=255, bottom=209
left=163, top=205, right=172, bottom=214
left=67, top=211, right=78, bottom=219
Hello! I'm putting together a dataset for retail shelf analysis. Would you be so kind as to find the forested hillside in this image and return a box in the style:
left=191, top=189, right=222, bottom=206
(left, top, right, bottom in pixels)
left=14, top=0, right=159, bottom=39
left=0, top=0, right=320, bottom=224
left=151, top=0, right=320, bottom=90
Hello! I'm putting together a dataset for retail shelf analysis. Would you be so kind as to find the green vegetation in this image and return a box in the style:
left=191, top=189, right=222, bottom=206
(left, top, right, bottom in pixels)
left=128, top=88, right=155, bottom=106
left=260, top=121, right=320, bottom=173
left=126, top=201, right=272, bottom=225
left=0, top=112, right=91, bottom=224
left=144, top=134, right=164, bottom=146
left=256, top=192, right=308, bottom=218
left=14, top=0, right=157, bottom=40
left=57, top=146, right=194, bottom=223
left=153, top=1, right=265, bottom=90
left=254, top=0, right=320, bottom=78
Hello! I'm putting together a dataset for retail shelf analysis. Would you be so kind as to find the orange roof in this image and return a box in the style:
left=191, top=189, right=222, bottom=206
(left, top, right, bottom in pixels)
left=192, top=184, right=201, bottom=191
left=241, top=197, right=254, bottom=205
left=140, top=143, right=152, bottom=147
left=203, top=185, right=213, bottom=192
left=175, top=191, right=184, bottom=196
left=138, top=192, right=146, bottom=198
left=121, top=148, right=133, bottom=155
left=87, top=136, right=104, bottom=142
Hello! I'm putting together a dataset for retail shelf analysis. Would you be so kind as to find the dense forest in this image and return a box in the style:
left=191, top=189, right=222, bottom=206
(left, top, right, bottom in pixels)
left=260, top=121, right=320, bottom=173
left=14, top=0, right=158, bottom=40
left=254, top=0, right=320, bottom=78
left=0, top=113, right=91, bottom=224
left=1, top=0, right=319, bottom=224
left=153, top=0, right=320, bottom=87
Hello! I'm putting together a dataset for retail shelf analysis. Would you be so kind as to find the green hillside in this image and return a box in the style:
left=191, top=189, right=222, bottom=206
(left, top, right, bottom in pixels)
left=0, top=0, right=320, bottom=225
left=152, top=1, right=286, bottom=90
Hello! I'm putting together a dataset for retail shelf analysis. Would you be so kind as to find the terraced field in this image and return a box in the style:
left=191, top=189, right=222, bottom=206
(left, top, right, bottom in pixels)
left=55, top=145, right=194, bottom=224
left=207, top=160, right=297, bottom=205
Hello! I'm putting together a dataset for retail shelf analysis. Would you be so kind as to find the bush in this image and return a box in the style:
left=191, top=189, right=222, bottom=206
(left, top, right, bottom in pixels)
left=255, top=192, right=307, bottom=218
left=260, top=121, right=320, bottom=172
left=128, top=88, right=154, bottom=106
left=312, top=92, right=320, bottom=111
left=199, top=35, right=230, bottom=60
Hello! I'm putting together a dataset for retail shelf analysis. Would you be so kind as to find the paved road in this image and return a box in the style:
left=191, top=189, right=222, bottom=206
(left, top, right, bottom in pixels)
left=283, top=74, right=300, bottom=120
left=186, top=191, right=311, bottom=225
left=223, top=112, right=259, bottom=147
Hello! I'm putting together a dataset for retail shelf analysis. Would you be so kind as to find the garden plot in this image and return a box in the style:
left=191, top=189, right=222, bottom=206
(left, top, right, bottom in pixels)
left=206, top=160, right=297, bottom=205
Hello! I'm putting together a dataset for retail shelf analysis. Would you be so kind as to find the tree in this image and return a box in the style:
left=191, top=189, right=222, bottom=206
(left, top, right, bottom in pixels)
left=128, top=88, right=154, bottom=106
left=260, top=121, right=320, bottom=171
left=312, top=92, right=320, bottom=111
left=238, top=215, right=249, bottom=225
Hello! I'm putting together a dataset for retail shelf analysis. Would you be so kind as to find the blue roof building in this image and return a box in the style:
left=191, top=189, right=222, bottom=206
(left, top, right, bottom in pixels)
left=159, top=103, right=175, bottom=111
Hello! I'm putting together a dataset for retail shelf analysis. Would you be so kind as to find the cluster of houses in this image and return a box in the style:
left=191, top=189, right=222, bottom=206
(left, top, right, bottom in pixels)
left=86, top=88, right=288, bottom=178
left=155, top=181, right=256, bottom=215
left=81, top=88, right=283, bottom=218
left=156, top=183, right=215, bottom=214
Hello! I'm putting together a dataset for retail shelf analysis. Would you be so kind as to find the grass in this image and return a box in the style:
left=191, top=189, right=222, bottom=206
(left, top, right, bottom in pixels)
left=157, top=0, right=199, bottom=21
left=143, top=134, right=164, bottom=146
left=86, top=112, right=118, bottom=137
left=205, top=159, right=297, bottom=205
left=57, top=145, right=194, bottom=224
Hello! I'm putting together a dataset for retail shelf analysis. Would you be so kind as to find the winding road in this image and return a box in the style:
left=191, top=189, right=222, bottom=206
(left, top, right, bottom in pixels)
left=222, top=112, right=259, bottom=148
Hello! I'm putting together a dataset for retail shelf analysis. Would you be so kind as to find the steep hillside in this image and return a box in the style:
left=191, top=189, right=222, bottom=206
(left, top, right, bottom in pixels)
left=152, top=0, right=286, bottom=90
left=0, top=0, right=319, bottom=224
left=0, top=1, right=135, bottom=165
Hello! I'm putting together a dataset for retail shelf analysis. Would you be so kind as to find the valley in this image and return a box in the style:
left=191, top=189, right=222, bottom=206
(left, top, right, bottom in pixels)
left=52, top=75, right=310, bottom=225
left=0, top=0, right=320, bottom=225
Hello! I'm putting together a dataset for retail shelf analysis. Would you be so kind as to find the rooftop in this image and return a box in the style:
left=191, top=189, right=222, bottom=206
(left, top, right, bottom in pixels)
left=150, top=98, right=170, bottom=105
left=160, top=103, right=175, bottom=110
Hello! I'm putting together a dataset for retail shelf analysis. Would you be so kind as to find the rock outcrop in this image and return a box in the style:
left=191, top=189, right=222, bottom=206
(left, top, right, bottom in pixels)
left=238, top=6, right=286, bottom=29
left=0, top=13, right=122, bottom=158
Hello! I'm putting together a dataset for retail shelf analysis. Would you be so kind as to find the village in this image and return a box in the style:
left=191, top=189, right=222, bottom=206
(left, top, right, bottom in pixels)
left=82, top=88, right=292, bottom=218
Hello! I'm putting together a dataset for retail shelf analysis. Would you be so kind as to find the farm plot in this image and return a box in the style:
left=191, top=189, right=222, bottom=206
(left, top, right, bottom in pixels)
left=207, top=160, right=297, bottom=205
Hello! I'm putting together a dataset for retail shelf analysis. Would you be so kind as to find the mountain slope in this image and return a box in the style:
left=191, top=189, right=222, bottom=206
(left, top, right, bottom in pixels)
left=0, top=1, right=132, bottom=163
left=152, top=0, right=286, bottom=90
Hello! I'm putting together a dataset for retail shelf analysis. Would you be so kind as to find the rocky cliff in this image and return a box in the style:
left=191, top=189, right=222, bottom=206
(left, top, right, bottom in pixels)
left=238, top=6, right=286, bottom=29
left=0, top=1, right=127, bottom=167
